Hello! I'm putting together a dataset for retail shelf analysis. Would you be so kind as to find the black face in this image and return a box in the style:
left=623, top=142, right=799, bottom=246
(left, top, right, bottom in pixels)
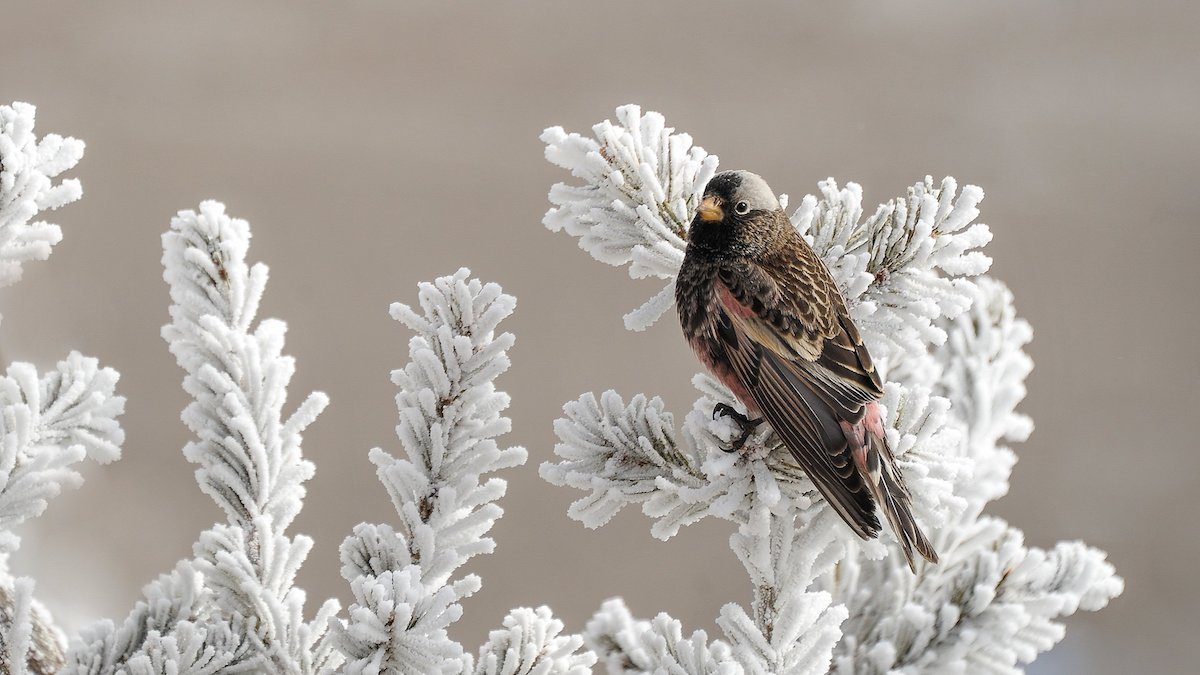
left=703, top=171, right=748, bottom=212
left=689, top=174, right=748, bottom=254
left=687, top=170, right=781, bottom=259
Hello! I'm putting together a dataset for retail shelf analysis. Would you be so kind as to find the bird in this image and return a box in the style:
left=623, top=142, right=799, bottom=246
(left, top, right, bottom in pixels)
left=674, top=169, right=938, bottom=571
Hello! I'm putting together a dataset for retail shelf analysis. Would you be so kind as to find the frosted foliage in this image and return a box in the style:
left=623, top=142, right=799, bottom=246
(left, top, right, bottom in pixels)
left=0, top=354, right=125, bottom=675
left=934, top=277, right=1033, bottom=508
left=333, top=269, right=588, bottom=674
left=0, top=353, right=125, bottom=555
left=0, top=101, right=85, bottom=292
left=828, top=517, right=1123, bottom=675
left=539, top=390, right=706, bottom=536
left=66, top=563, right=220, bottom=674
left=68, top=201, right=339, bottom=675
left=586, top=599, right=741, bottom=675
left=541, top=105, right=1121, bottom=673
left=474, top=607, right=595, bottom=675
left=792, top=176, right=992, bottom=363
left=0, top=104, right=125, bottom=675
left=1, top=579, right=70, bottom=675
left=542, top=104, right=718, bottom=330
left=161, top=201, right=326, bottom=532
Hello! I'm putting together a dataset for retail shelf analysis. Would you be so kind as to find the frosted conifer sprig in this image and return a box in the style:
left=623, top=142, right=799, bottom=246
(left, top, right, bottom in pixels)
left=539, top=390, right=706, bottom=536
left=0, top=105, right=127, bottom=675
left=160, top=201, right=339, bottom=673
left=473, top=607, right=593, bottom=675
left=541, top=104, right=1121, bottom=673
left=585, top=598, right=741, bottom=675
left=827, top=516, right=1123, bottom=674
left=793, top=177, right=993, bottom=363
left=0, top=101, right=86, bottom=294
left=67, top=201, right=338, bottom=674
left=0, top=353, right=126, bottom=675
left=333, top=269, right=593, bottom=674
left=161, top=201, right=326, bottom=532
left=934, top=277, right=1033, bottom=509
left=542, top=104, right=719, bottom=331
left=0, top=352, right=125, bottom=555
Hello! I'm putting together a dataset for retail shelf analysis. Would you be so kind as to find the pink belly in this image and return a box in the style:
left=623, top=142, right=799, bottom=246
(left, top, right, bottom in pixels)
left=689, top=334, right=759, bottom=414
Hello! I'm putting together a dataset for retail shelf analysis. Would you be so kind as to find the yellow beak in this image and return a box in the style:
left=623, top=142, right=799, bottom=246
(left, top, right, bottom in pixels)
left=697, top=196, right=723, bottom=222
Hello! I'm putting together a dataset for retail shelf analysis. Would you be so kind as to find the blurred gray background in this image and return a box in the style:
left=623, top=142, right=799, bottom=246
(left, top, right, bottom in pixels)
left=2, top=2, right=1196, bottom=673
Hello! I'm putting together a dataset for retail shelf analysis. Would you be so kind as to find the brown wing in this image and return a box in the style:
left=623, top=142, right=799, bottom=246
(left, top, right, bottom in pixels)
left=712, top=305, right=880, bottom=539
left=716, top=243, right=883, bottom=423
left=712, top=244, right=890, bottom=540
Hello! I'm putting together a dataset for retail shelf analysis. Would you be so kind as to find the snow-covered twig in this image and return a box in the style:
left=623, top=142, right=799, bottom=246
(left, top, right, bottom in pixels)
left=828, top=516, right=1123, bottom=674
left=67, top=201, right=337, bottom=674
left=333, top=268, right=594, bottom=674
left=0, top=102, right=85, bottom=296
left=542, top=105, right=718, bottom=331
left=0, top=354, right=125, bottom=675
left=0, top=104, right=123, bottom=675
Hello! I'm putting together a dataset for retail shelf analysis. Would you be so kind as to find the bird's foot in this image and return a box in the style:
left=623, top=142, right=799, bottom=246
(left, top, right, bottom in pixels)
left=712, top=403, right=763, bottom=453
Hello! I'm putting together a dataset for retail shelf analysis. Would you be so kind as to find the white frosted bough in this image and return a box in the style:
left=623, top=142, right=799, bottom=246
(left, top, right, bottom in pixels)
left=473, top=607, right=595, bottom=675
left=585, top=598, right=741, bottom=675
left=334, top=269, right=587, bottom=674
left=68, top=201, right=338, bottom=675
left=540, top=390, right=704, bottom=533
left=542, top=104, right=718, bottom=330
left=793, top=177, right=993, bottom=364
left=829, top=517, right=1122, bottom=674
left=0, top=101, right=85, bottom=293
left=0, top=354, right=126, bottom=674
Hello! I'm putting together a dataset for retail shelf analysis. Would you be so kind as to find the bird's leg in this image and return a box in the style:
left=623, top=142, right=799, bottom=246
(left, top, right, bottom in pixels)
left=712, top=403, right=764, bottom=452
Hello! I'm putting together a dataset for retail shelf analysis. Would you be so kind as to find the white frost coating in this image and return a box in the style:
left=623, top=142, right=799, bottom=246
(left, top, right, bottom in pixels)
left=0, top=102, right=85, bottom=294
left=828, top=517, right=1124, bottom=675
left=66, top=201, right=339, bottom=675
left=540, top=390, right=705, bottom=534
left=0, top=104, right=124, bottom=675
left=542, top=104, right=718, bottom=330
left=0, top=352, right=126, bottom=674
left=934, top=277, right=1034, bottom=509
left=586, top=598, right=741, bottom=675
left=332, top=269, right=592, bottom=674
left=541, top=104, right=1122, bottom=673
left=792, top=176, right=993, bottom=365
left=474, top=607, right=594, bottom=675
left=0, top=353, right=125, bottom=555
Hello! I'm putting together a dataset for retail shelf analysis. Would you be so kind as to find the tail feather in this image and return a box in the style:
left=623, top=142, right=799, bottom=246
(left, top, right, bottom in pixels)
left=866, top=434, right=939, bottom=572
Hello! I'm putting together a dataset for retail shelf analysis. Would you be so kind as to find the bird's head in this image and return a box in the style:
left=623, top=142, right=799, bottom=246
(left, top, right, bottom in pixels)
left=688, top=170, right=784, bottom=259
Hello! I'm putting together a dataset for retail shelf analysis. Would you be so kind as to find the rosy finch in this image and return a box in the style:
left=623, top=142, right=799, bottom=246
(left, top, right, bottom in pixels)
left=675, top=169, right=938, bottom=571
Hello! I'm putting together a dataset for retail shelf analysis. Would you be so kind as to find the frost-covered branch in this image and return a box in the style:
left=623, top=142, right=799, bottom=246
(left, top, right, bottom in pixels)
left=67, top=201, right=337, bottom=674
left=0, top=104, right=124, bottom=675
left=0, top=354, right=125, bottom=675
left=585, top=599, right=740, bottom=675
left=827, top=516, right=1122, bottom=674
left=474, top=607, right=592, bottom=675
left=332, top=268, right=593, bottom=674
left=934, top=277, right=1034, bottom=509
left=0, top=354, right=125, bottom=558
left=792, top=176, right=992, bottom=365
left=540, top=390, right=706, bottom=539
left=0, top=102, right=85, bottom=296
left=542, top=105, right=718, bottom=331
left=541, top=104, right=1121, bottom=673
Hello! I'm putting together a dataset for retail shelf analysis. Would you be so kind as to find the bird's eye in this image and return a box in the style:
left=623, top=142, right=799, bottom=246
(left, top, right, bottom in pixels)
left=734, top=201, right=751, bottom=215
